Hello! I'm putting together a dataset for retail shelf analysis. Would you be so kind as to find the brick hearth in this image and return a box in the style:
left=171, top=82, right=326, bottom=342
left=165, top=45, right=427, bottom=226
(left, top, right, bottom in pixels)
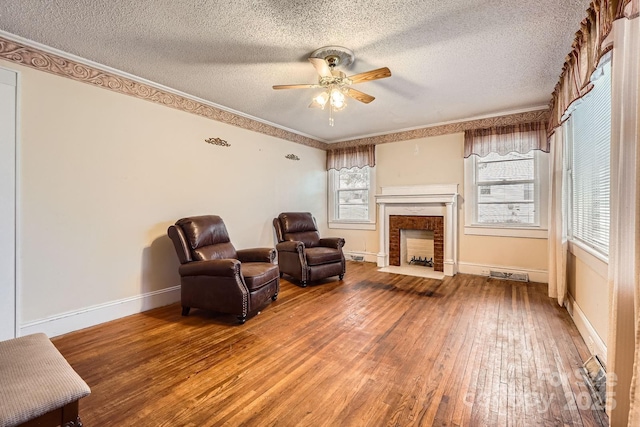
left=389, top=215, right=444, bottom=271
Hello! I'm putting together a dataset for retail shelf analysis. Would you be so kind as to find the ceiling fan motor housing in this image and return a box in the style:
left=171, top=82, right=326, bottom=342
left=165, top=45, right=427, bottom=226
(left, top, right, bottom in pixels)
left=310, top=46, right=355, bottom=69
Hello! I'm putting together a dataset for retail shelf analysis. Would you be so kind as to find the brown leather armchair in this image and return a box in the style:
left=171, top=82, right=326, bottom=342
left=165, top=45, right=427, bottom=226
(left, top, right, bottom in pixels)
left=273, top=212, right=346, bottom=287
left=168, top=215, right=279, bottom=324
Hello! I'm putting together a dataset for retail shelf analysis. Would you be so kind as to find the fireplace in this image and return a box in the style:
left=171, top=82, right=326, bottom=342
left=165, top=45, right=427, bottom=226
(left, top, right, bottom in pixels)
left=376, top=185, right=458, bottom=277
left=390, top=215, right=444, bottom=271
left=402, top=229, right=435, bottom=266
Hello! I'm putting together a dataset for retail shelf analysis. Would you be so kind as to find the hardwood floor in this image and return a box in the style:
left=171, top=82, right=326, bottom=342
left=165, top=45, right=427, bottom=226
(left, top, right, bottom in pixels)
left=52, top=261, right=607, bottom=426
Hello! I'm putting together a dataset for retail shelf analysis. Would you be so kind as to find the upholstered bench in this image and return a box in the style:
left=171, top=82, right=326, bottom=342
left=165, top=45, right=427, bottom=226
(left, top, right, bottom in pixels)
left=0, top=333, right=91, bottom=427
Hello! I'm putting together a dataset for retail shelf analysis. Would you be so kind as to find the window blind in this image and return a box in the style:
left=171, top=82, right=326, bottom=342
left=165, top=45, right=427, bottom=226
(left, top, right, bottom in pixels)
left=569, top=62, right=612, bottom=256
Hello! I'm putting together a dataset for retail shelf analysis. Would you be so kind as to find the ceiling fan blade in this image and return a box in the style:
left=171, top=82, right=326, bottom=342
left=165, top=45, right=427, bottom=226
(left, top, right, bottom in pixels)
left=345, top=88, right=375, bottom=104
left=348, top=67, right=392, bottom=84
left=308, top=57, right=332, bottom=78
left=272, top=84, right=319, bottom=90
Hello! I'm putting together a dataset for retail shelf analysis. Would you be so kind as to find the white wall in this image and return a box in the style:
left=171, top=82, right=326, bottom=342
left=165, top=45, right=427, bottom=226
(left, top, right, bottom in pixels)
left=566, top=246, right=609, bottom=363
left=0, top=67, right=17, bottom=340
left=2, top=60, right=326, bottom=336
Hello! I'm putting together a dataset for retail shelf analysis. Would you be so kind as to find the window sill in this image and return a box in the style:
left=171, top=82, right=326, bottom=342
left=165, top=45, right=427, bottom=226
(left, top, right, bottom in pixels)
left=464, top=225, right=548, bottom=239
left=328, top=221, right=376, bottom=231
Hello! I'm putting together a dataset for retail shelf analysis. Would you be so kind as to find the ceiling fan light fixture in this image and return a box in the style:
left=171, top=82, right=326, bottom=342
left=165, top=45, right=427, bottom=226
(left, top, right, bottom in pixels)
left=330, top=88, right=346, bottom=109
left=310, top=91, right=329, bottom=110
left=273, top=45, right=391, bottom=126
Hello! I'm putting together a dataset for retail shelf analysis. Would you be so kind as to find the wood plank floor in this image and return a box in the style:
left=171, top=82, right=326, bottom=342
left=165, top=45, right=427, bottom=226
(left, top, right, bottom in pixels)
left=52, top=261, right=608, bottom=426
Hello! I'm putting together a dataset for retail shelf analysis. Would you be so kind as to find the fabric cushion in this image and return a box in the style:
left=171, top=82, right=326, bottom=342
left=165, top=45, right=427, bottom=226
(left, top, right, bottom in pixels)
left=241, top=262, right=280, bottom=291
left=0, top=333, right=91, bottom=427
left=305, top=247, right=343, bottom=266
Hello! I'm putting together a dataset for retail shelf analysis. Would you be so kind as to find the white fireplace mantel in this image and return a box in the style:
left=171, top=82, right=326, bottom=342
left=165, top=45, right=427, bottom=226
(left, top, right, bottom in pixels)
left=376, top=184, right=459, bottom=276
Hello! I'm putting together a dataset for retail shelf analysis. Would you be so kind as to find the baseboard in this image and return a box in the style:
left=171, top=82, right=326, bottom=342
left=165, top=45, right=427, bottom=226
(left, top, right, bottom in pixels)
left=457, top=261, right=548, bottom=283
left=19, top=286, right=181, bottom=338
left=566, top=294, right=608, bottom=366
left=344, top=250, right=378, bottom=263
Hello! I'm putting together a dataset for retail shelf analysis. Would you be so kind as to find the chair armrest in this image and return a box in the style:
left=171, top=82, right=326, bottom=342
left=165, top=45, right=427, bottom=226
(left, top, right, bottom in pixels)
left=319, top=237, right=345, bottom=249
left=276, top=241, right=305, bottom=253
left=237, top=248, right=276, bottom=263
left=178, top=259, right=241, bottom=278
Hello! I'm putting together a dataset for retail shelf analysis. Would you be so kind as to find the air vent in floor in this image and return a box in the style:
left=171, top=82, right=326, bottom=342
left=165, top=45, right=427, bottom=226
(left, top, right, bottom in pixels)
left=489, top=270, right=529, bottom=282
left=580, top=355, right=606, bottom=411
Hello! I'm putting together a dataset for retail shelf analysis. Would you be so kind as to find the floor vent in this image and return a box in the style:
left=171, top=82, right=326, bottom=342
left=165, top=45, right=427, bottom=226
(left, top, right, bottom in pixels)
left=580, top=355, right=607, bottom=410
left=350, top=255, right=365, bottom=262
left=489, top=270, right=529, bottom=282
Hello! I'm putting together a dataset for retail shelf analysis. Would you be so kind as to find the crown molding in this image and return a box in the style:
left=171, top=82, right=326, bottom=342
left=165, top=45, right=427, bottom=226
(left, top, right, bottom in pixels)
left=0, top=33, right=327, bottom=150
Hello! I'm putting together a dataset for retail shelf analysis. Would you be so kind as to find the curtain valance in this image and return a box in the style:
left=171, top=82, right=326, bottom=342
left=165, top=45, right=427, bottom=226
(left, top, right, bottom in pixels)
left=463, top=122, right=548, bottom=158
left=548, top=0, right=636, bottom=134
left=326, top=145, right=375, bottom=171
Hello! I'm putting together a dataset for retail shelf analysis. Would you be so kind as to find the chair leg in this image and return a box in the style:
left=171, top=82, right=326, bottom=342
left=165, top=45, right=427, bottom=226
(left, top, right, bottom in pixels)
left=300, top=281, right=308, bottom=288
left=181, top=306, right=190, bottom=316
left=279, top=272, right=284, bottom=278
left=237, top=315, right=247, bottom=324
left=339, top=273, right=344, bottom=280
left=271, top=293, right=278, bottom=301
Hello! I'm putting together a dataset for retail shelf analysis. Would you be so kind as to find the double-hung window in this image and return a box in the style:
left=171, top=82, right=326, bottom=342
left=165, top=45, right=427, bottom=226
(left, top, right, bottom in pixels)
left=464, top=126, right=549, bottom=238
left=474, top=151, right=536, bottom=225
left=328, top=165, right=376, bottom=229
left=327, top=145, right=376, bottom=230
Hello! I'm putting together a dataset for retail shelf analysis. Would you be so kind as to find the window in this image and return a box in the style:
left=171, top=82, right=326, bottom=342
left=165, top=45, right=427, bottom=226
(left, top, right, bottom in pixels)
left=475, top=151, right=536, bottom=224
left=566, top=61, right=611, bottom=257
left=465, top=150, right=549, bottom=238
left=328, top=165, right=375, bottom=229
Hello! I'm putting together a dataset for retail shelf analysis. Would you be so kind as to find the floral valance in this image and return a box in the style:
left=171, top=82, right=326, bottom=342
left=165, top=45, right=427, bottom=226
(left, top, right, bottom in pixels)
left=326, top=144, right=375, bottom=171
left=464, top=122, right=548, bottom=158
left=548, top=0, right=637, bottom=134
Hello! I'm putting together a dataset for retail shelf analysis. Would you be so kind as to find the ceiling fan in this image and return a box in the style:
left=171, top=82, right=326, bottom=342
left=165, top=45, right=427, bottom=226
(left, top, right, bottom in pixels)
left=273, top=46, right=391, bottom=126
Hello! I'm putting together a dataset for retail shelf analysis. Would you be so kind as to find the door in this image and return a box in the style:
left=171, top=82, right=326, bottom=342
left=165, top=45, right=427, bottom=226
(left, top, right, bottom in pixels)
left=0, top=67, right=17, bottom=340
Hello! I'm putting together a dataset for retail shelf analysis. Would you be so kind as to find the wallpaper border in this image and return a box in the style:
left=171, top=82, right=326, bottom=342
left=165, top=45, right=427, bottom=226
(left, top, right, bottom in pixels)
left=0, top=34, right=549, bottom=150
left=0, top=35, right=327, bottom=149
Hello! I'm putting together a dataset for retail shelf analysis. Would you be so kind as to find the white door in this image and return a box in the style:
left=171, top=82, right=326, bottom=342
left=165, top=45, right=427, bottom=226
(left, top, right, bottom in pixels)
left=0, top=68, right=17, bottom=340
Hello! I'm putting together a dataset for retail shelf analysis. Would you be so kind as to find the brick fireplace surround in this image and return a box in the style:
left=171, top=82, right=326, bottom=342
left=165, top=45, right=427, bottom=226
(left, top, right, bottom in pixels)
left=389, top=215, right=444, bottom=271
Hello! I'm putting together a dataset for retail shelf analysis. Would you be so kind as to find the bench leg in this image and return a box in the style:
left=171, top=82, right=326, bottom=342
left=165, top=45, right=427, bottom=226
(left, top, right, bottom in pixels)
left=62, top=400, right=82, bottom=427
left=18, top=400, right=82, bottom=427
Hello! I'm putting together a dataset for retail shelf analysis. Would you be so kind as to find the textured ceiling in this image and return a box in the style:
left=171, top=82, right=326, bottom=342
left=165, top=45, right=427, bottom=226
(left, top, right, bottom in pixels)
left=0, top=0, right=590, bottom=143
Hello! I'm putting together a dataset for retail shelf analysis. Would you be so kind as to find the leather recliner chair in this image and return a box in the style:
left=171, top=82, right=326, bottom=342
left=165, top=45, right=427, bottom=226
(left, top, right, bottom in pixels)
left=273, top=212, right=345, bottom=287
left=168, top=215, right=279, bottom=324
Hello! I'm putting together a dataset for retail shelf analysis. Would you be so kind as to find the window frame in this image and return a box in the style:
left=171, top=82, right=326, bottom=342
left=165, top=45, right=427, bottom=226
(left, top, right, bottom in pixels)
left=464, top=150, right=549, bottom=238
left=328, top=165, right=376, bottom=230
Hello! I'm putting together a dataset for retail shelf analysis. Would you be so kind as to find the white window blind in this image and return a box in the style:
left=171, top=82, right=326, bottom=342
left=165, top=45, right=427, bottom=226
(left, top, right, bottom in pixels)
left=568, top=62, right=611, bottom=256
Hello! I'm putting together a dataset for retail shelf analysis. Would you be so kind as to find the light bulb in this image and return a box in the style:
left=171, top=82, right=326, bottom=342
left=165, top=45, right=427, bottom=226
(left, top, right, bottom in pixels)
left=330, top=88, right=345, bottom=105
left=314, top=92, right=328, bottom=107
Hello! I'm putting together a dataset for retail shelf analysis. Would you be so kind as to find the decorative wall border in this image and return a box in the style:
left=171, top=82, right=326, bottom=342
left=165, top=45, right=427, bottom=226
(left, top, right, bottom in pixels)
left=0, top=33, right=550, bottom=150
left=0, top=35, right=326, bottom=149
left=330, top=108, right=550, bottom=148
